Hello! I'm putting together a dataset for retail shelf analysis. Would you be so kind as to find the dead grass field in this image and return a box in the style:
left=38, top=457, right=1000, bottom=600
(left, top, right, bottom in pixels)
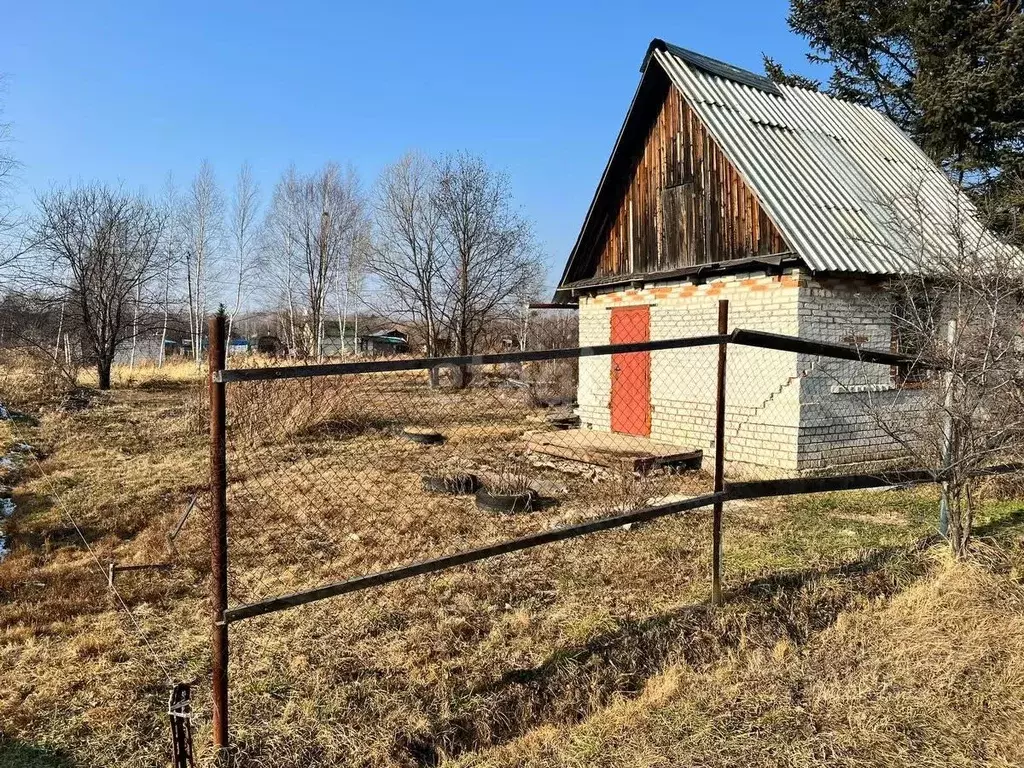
left=1, top=353, right=1023, bottom=767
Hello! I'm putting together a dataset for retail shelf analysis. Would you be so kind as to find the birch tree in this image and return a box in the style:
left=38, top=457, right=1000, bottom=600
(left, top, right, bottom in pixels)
left=180, top=160, right=224, bottom=363
left=335, top=219, right=370, bottom=355
left=264, top=166, right=301, bottom=354
left=155, top=176, right=183, bottom=367
left=228, top=162, right=261, bottom=345
left=265, top=163, right=366, bottom=361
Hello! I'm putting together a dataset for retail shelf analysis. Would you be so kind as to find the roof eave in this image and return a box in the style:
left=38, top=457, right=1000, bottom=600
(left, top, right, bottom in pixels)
left=554, top=253, right=805, bottom=298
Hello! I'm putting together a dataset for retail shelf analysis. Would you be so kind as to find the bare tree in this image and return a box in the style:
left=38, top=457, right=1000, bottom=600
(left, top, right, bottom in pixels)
left=335, top=219, right=370, bottom=355
left=26, top=184, right=167, bottom=389
left=434, top=152, right=541, bottom=387
left=0, top=75, right=25, bottom=274
left=180, top=160, right=224, bottom=363
left=264, top=163, right=366, bottom=361
left=227, top=163, right=261, bottom=345
left=371, top=152, right=540, bottom=386
left=371, top=152, right=448, bottom=382
left=861, top=181, right=1024, bottom=556
left=263, top=166, right=301, bottom=355
left=155, top=175, right=184, bottom=367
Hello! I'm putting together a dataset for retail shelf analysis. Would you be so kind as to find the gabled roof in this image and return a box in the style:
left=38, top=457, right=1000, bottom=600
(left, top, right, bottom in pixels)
left=557, top=39, right=1014, bottom=295
left=640, top=40, right=782, bottom=97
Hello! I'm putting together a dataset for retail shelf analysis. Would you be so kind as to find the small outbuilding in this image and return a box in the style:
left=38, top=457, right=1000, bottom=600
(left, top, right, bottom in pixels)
left=554, top=39, right=1011, bottom=476
left=359, top=329, right=410, bottom=356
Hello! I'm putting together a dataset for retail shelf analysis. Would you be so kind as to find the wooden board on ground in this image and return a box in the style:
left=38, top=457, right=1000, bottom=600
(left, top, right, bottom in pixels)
left=527, top=429, right=703, bottom=474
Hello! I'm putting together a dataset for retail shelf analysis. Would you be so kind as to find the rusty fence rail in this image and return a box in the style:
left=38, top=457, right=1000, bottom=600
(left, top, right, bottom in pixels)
left=204, top=300, right=1012, bottom=755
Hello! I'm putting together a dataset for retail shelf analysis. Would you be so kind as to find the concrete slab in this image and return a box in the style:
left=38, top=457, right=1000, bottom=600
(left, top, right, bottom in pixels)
left=527, top=429, right=703, bottom=474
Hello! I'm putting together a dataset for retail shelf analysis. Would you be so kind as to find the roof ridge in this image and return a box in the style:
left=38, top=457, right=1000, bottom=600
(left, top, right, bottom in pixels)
left=643, top=38, right=781, bottom=96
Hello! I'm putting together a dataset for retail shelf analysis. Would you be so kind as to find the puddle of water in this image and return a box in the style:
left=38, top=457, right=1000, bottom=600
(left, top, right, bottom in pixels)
left=0, top=495, right=13, bottom=561
left=0, top=438, right=28, bottom=562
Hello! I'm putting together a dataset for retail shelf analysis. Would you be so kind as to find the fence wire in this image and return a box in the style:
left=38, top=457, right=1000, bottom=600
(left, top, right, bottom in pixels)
left=219, top=312, right=947, bottom=614
left=224, top=343, right=713, bottom=606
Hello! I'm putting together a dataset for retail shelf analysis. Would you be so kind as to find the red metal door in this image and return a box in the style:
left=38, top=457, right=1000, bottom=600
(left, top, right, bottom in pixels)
left=610, top=306, right=651, bottom=436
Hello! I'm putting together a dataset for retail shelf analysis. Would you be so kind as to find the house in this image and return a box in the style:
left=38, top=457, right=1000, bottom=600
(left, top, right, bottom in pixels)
left=321, top=320, right=359, bottom=357
left=227, top=336, right=250, bottom=356
left=554, top=39, right=1011, bottom=476
left=359, top=329, right=410, bottom=356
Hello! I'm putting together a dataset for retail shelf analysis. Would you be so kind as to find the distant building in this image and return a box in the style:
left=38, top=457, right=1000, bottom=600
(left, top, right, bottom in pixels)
left=228, top=336, right=250, bottom=356
left=359, top=329, right=409, bottom=356
left=320, top=320, right=360, bottom=356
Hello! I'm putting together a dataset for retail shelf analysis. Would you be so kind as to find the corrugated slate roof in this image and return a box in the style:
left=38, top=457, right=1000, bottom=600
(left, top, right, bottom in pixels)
left=642, top=40, right=782, bottom=97
left=651, top=46, right=1010, bottom=274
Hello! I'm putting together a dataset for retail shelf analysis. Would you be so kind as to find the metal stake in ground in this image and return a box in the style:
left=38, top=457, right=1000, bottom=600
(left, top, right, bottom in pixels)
left=712, top=299, right=728, bottom=606
left=169, top=682, right=195, bottom=768
left=208, top=311, right=229, bottom=759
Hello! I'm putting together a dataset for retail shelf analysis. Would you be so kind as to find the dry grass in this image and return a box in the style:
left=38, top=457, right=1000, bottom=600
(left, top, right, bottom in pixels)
left=0, top=350, right=78, bottom=412
left=456, top=556, right=1024, bottom=768
left=0, top=358, right=1022, bottom=767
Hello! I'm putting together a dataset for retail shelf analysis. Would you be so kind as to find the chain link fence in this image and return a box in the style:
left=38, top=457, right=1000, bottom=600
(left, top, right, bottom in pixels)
left=215, top=307, right=957, bottom=609
left=205, top=299, right=1015, bottom=756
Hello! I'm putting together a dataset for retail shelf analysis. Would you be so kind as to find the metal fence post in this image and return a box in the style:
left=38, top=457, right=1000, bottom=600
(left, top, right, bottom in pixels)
left=712, top=299, right=728, bottom=606
left=208, top=312, right=229, bottom=760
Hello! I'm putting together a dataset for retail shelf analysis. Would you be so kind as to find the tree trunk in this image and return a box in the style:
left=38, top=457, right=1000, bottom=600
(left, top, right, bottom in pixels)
left=453, top=264, right=472, bottom=389
left=97, top=360, right=112, bottom=390
left=228, top=253, right=242, bottom=345
left=341, top=279, right=350, bottom=357
left=945, top=482, right=973, bottom=558
left=158, top=267, right=170, bottom=368
left=426, top=317, right=439, bottom=388
left=54, top=301, right=65, bottom=363
left=336, top=267, right=347, bottom=356
left=454, top=362, right=472, bottom=389
left=129, top=283, right=141, bottom=373
left=158, top=310, right=168, bottom=368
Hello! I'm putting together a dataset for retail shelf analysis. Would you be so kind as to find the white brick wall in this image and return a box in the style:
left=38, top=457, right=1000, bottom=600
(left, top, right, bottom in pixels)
left=575, top=269, right=936, bottom=478
left=576, top=270, right=804, bottom=476
left=577, top=299, right=611, bottom=430
left=794, top=277, right=933, bottom=474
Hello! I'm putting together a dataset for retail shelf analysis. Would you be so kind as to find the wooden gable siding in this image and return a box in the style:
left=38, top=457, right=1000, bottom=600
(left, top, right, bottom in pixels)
left=596, top=84, right=787, bottom=277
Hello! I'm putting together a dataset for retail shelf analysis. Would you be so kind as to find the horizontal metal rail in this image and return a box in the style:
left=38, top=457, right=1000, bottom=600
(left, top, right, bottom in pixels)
left=728, top=462, right=1024, bottom=499
left=730, top=328, right=937, bottom=369
left=217, top=328, right=935, bottom=384
left=223, top=491, right=725, bottom=623
left=216, top=334, right=729, bottom=383
left=222, top=459, right=1024, bottom=623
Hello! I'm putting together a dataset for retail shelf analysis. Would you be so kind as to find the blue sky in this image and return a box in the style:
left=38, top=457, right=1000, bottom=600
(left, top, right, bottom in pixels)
left=1, top=1, right=824, bottom=291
